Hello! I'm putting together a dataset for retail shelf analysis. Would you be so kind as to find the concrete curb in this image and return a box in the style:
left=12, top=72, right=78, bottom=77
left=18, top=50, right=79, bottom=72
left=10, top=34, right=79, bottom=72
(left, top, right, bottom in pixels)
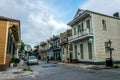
left=0, top=70, right=38, bottom=80
left=0, top=60, right=40, bottom=80
left=49, top=61, right=58, bottom=64
left=57, top=62, right=106, bottom=70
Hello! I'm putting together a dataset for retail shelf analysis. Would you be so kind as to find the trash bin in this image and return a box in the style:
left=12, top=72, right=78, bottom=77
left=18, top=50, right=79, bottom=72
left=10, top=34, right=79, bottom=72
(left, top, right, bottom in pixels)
left=106, top=58, right=113, bottom=67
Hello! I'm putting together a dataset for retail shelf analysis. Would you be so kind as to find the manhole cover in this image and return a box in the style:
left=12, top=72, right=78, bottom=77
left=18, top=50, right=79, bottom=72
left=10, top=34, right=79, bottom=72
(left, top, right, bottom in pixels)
left=87, top=71, right=96, bottom=73
left=41, top=65, right=57, bottom=68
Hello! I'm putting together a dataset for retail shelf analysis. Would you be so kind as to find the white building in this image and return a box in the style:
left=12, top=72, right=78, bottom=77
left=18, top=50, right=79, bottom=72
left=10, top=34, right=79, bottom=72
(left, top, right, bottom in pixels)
left=68, top=9, right=120, bottom=65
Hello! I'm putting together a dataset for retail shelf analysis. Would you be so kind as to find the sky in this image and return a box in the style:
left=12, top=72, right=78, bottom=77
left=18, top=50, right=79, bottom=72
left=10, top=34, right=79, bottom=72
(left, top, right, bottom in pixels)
left=0, top=0, right=120, bottom=47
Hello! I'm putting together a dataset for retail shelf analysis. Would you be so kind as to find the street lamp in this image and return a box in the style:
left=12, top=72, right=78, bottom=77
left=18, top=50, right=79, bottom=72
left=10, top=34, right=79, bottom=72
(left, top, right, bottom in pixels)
left=107, top=40, right=114, bottom=60
left=108, top=40, right=112, bottom=48
left=106, top=40, right=114, bottom=67
left=89, top=37, right=94, bottom=43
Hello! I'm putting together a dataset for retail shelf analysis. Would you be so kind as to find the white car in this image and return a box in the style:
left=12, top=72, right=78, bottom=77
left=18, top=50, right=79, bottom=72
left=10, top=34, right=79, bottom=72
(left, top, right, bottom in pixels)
left=27, top=56, right=38, bottom=65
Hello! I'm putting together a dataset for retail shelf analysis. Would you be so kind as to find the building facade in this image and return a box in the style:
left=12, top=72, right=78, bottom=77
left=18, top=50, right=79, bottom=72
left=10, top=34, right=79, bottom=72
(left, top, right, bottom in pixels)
left=68, top=9, right=120, bottom=64
left=51, top=35, right=61, bottom=61
left=60, top=29, right=73, bottom=63
left=33, top=45, right=39, bottom=58
left=0, top=16, right=20, bottom=70
left=38, top=41, right=48, bottom=60
left=47, top=39, right=54, bottom=60
left=39, top=36, right=62, bottom=61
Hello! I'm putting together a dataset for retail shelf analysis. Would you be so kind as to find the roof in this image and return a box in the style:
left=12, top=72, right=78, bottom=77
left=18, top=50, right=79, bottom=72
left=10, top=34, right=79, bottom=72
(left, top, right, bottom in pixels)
left=0, top=16, right=19, bottom=21
left=87, top=10, right=120, bottom=20
left=0, top=16, right=21, bottom=42
left=68, top=9, right=120, bottom=26
left=74, top=9, right=85, bottom=18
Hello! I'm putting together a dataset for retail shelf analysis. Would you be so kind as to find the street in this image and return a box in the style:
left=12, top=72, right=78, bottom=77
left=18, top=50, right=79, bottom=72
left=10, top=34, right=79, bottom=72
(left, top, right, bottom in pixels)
left=12, top=61, right=120, bottom=80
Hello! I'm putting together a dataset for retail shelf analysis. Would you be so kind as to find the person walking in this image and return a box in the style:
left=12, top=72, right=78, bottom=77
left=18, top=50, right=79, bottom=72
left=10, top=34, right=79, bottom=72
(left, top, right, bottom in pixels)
left=46, top=56, right=49, bottom=63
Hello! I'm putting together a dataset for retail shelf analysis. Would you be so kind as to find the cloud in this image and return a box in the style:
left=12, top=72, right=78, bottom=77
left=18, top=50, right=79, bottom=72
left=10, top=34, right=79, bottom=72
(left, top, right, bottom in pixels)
left=81, top=0, right=120, bottom=16
left=1, top=0, right=120, bottom=48
left=0, top=0, right=69, bottom=47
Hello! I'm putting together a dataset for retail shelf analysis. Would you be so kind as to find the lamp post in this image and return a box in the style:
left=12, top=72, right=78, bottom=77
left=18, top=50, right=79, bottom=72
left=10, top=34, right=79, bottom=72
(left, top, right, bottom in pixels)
left=108, top=40, right=112, bottom=59
left=106, top=40, right=114, bottom=67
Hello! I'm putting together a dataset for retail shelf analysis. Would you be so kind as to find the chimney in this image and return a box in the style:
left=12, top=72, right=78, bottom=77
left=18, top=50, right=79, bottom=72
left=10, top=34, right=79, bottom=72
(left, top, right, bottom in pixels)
left=113, top=12, right=119, bottom=18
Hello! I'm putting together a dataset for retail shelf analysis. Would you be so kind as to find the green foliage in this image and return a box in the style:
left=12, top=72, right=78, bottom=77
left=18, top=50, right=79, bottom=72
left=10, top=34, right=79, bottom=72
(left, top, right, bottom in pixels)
left=23, top=67, right=33, bottom=72
left=10, top=58, right=20, bottom=63
left=20, top=41, right=25, bottom=52
left=10, top=58, right=15, bottom=63
left=113, top=65, right=119, bottom=68
left=28, top=51, right=32, bottom=54
left=25, top=51, right=32, bottom=56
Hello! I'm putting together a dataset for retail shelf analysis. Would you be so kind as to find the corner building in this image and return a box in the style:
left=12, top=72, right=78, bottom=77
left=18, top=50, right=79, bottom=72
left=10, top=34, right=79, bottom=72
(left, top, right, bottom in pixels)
left=68, top=9, right=120, bottom=64
left=0, top=16, right=20, bottom=70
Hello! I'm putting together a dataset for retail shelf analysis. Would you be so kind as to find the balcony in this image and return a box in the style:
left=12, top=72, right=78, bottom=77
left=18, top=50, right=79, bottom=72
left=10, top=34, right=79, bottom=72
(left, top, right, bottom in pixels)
left=68, top=28, right=93, bottom=42
left=60, top=38, right=68, bottom=45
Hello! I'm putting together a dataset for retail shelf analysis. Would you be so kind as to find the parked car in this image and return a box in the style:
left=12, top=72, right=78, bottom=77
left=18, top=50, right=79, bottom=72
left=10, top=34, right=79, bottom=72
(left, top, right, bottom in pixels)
left=27, top=56, right=38, bottom=65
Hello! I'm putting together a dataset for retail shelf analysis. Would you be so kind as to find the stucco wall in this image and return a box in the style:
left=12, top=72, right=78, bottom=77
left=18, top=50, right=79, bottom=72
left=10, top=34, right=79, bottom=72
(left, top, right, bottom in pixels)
left=0, top=20, right=7, bottom=64
left=92, top=13, right=120, bottom=62
left=72, top=39, right=94, bottom=62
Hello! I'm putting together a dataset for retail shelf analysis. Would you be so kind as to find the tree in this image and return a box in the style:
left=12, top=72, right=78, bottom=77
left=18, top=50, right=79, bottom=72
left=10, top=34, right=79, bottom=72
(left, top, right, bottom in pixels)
left=20, top=41, right=25, bottom=52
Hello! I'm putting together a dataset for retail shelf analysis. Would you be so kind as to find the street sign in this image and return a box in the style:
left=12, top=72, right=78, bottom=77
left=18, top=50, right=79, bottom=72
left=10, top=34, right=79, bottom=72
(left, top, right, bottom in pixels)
left=24, top=45, right=31, bottom=52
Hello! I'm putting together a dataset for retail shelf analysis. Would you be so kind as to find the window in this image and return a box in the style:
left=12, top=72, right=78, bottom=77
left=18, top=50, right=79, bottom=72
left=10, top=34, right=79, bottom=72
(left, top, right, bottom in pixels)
left=105, top=42, right=109, bottom=53
left=102, top=19, right=107, bottom=31
left=6, top=30, right=13, bottom=54
left=56, top=40, right=58, bottom=47
left=80, top=23, right=84, bottom=32
left=74, top=27, right=76, bottom=35
left=63, top=47, right=64, bottom=54
left=54, top=41, right=56, bottom=47
left=80, top=44, right=84, bottom=59
left=66, top=46, right=68, bottom=54
left=12, top=41, right=16, bottom=55
left=57, top=40, right=60, bottom=48
left=6, top=30, right=10, bottom=54
left=88, top=42, right=92, bottom=59
left=55, top=41, right=57, bottom=48
left=74, top=45, right=77, bottom=59
left=86, top=19, right=90, bottom=29
left=78, top=25, right=80, bottom=33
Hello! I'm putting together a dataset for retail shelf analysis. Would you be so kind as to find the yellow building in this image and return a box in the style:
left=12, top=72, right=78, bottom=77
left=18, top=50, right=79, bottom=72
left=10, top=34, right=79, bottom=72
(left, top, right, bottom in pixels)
left=68, top=9, right=120, bottom=65
left=0, top=16, right=20, bottom=70
left=60, top=29, right=72, bottom=63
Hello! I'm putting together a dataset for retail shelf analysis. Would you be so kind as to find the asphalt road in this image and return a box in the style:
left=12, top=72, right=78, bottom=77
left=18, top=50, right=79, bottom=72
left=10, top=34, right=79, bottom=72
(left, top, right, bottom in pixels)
left=13, top=61, right=120, bottom=80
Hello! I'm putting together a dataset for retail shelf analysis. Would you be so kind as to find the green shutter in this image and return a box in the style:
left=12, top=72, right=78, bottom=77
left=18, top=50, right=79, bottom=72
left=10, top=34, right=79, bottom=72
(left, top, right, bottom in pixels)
left=88, top=43, right=92, bottom=59
left=74, top=45, right=77, bottom=59
left=80, top=44, right=84, bottom=59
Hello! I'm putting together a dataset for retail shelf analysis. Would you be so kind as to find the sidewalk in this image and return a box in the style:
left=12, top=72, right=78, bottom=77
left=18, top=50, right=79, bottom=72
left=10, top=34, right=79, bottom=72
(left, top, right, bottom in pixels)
left=0, top=60, right=36, bottom=80
left=57, top=62, right=120, bottom=70
left=49, top=61, right=96, bottom=69
left=49, top=61, right=58, bottom=64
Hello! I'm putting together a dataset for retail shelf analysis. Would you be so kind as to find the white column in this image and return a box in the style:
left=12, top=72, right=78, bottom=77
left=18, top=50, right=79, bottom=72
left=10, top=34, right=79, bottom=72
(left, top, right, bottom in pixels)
left=16, top=48, right=19, bottom=58
left=91, top=13, right=97, bottom=62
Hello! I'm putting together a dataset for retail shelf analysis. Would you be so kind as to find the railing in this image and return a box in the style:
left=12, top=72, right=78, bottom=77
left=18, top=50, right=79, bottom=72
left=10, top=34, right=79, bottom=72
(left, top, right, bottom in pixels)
left=68, top=28, right=93, bottom=41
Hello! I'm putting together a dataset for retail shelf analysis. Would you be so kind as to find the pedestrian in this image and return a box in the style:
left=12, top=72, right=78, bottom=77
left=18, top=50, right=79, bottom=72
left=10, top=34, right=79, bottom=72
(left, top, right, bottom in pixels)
left=47, top=56, right=49, bottom=63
